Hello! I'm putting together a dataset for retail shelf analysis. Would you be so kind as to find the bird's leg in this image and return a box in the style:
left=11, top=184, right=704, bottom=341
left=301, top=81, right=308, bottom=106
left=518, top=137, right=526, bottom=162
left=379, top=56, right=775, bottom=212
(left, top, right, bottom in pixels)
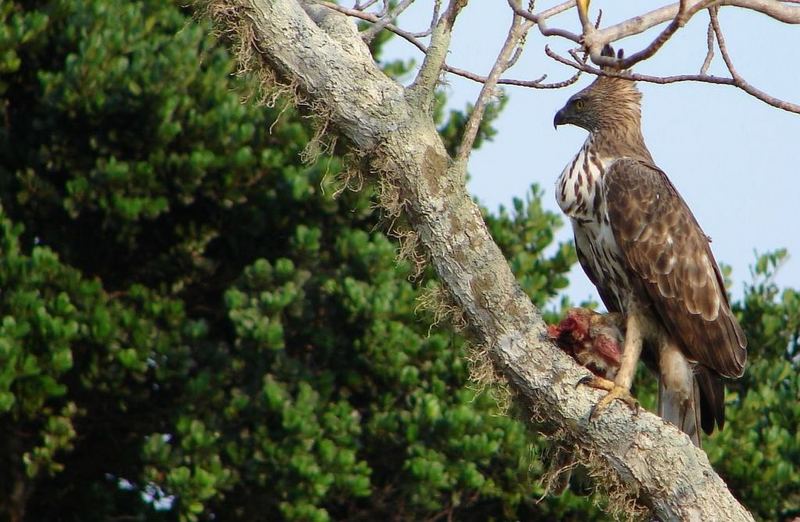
left=580, top=313, right=643, bottom=418
left=658, top=340, right=701, bottom=446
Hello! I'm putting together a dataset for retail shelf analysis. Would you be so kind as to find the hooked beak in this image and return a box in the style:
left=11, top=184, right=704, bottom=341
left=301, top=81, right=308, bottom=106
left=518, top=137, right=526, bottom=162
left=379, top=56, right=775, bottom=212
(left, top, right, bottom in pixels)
left=553, top=108, right=568, bottom=129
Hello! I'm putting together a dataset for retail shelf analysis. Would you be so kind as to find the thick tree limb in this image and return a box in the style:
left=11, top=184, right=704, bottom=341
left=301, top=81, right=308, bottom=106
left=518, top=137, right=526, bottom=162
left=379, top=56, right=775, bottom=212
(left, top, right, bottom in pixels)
left=204, top=0, right=755, bottom=519
left=407, top=0, right=466, bottom=112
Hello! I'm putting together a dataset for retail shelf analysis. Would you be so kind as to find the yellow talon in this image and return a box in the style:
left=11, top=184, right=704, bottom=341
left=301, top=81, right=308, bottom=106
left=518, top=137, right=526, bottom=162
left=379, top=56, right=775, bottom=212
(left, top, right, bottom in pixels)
left=578, top=375, right=639, bottom=420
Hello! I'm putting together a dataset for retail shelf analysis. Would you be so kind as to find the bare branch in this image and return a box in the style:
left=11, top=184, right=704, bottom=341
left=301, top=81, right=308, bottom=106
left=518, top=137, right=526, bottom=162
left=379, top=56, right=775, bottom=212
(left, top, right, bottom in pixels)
left=511, top=0, right=799, bottom=73
left=408, top=0, right=468, bottom=111
left=576, top=0, right=592, bottom=36
left=559, top=0, right=800, bottom=73
left=531, top=70, right=582, bottom=89
left=542, top=0, right=800, bottom=111
left=319, top=2, right=427, bottom=51
left=594, top=2, right=694, bottom=44
left=323, top=0, right=800, bottom=113
left=707, top=6, right=800, bottom=113
left=361, top=0, right=414, bottom=43
left=353, top=0, right=379, bottom=10
left=582, top=0, right=715, bottom=69
left=544, top=45, right=800, bottom=114
left=446, top=69, right=549, bottom=88
left=376, top=0, right=389, bottom=17
left=610, top=0, right=695, bottom=67
left=721, top=0, right=800, bottom=22
left=595, top=0, right=799, bottom=47
left=507, top=0, right=581, bottom=41
left=317, top=1, right=553, bottom=89
left=414, top=0, right=442, bottom=38
left=700, top=13, right=715, bottom=74
left=710, top=6, right=741, bottom=81
left=456, top=6, right=533, bottom=163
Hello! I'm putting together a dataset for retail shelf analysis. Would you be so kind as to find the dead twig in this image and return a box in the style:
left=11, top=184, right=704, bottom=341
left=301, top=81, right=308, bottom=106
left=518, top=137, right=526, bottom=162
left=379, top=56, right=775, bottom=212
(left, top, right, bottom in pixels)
left=700, top=12, right=715, bottom=74
left=707, top=6, right=799, bottom=113
left=361, top=0, right=414, bottom=42
left=710, top=6, right=740, bottom=81
left=456, top=4, right=534, bottom=162
left=414, top=0, right=441, bottom=38
left=353, top=0, right=380, bottom=10
left=507, top=0, right=581, bottom=41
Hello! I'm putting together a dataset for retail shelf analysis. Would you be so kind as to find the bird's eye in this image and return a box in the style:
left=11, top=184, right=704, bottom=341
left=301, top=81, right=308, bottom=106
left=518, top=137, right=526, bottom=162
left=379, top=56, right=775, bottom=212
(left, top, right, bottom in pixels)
left=574, top=99, right=586, bottom=110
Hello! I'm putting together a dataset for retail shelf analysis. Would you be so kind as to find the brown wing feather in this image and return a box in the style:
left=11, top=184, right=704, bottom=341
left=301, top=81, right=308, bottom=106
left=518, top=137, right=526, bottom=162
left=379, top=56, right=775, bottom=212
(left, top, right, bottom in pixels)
left=603, top=158, right=747, bottom=378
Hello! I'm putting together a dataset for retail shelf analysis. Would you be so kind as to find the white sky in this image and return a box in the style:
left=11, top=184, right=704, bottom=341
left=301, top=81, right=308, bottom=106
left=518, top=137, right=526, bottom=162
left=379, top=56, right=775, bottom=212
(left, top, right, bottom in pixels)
left=383, top=2, right=800, bottom=306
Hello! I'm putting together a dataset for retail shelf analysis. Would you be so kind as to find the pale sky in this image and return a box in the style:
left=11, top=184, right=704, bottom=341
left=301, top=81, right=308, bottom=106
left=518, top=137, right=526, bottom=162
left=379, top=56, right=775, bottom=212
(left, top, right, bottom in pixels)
left=383, top=2, right=800, bottom=306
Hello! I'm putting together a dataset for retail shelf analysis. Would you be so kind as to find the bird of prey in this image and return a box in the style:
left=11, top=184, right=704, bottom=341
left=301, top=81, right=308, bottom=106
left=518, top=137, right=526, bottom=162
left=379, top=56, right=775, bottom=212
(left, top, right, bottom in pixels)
left=552, top=57, right=747, bottom=446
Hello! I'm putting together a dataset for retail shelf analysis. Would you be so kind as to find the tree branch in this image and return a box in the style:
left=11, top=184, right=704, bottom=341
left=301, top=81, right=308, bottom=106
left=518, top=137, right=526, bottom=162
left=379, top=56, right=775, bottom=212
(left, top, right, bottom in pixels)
left=316, top=1, right=564, bottom=89
left=361, top=0, right=414, bottom=42
left=455, top=4, right=533, bottom=163
left=581, top=0, right=714, bottom=68
left=321, top=0, right=799, bottom=112
left=318, top=2, right=428, bottom=51
left=706, top=6, right=800, bottom=113
left=544, top=45, right=800, bottom=114
left=700, top=13, right=715, bottom=74
left=203, top=0, right=756, bottom=518
left=408, top=0, right=467, bottom=112
left=710, top=6, right=741, bottom=81
left=569, top=0, right=800, bottom=71
left=592, top=0, right=799, bottom=50
left=507, top=0, right=581, bottom=41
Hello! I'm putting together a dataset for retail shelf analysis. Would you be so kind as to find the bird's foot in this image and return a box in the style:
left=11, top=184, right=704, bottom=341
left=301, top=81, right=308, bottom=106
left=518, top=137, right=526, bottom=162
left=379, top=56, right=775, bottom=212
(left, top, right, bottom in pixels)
left=577, top=375, right=639, bottom=420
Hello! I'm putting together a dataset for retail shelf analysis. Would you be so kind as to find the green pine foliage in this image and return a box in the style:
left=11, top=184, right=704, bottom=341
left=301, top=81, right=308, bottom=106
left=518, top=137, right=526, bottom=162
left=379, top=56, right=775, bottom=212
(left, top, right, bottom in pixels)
left=0, top=1, right=582, bottom=520
left=0, top=1, right=797, bottom=521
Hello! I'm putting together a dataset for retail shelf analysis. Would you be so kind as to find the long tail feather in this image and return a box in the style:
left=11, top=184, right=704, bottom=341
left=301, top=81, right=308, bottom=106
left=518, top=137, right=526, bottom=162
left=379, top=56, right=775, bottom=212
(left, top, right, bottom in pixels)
left=658, top=376, right=702, bottom=447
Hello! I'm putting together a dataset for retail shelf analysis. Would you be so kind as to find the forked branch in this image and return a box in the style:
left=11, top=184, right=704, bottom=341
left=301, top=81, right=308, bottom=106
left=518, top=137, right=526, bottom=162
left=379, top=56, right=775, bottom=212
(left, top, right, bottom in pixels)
left=407, top=0, right=467, bottom=110
left=322, top=0, right=800, bottom=114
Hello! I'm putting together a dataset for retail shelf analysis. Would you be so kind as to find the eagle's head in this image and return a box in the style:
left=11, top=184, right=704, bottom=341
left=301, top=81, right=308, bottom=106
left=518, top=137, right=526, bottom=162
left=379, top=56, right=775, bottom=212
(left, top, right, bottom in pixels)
left=553, top=47, right=642, bottom=133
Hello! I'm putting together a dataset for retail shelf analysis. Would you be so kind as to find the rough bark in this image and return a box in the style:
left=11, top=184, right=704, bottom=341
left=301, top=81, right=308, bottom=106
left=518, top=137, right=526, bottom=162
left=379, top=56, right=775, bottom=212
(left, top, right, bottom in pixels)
left=205, top=0, right=754, bottom=519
